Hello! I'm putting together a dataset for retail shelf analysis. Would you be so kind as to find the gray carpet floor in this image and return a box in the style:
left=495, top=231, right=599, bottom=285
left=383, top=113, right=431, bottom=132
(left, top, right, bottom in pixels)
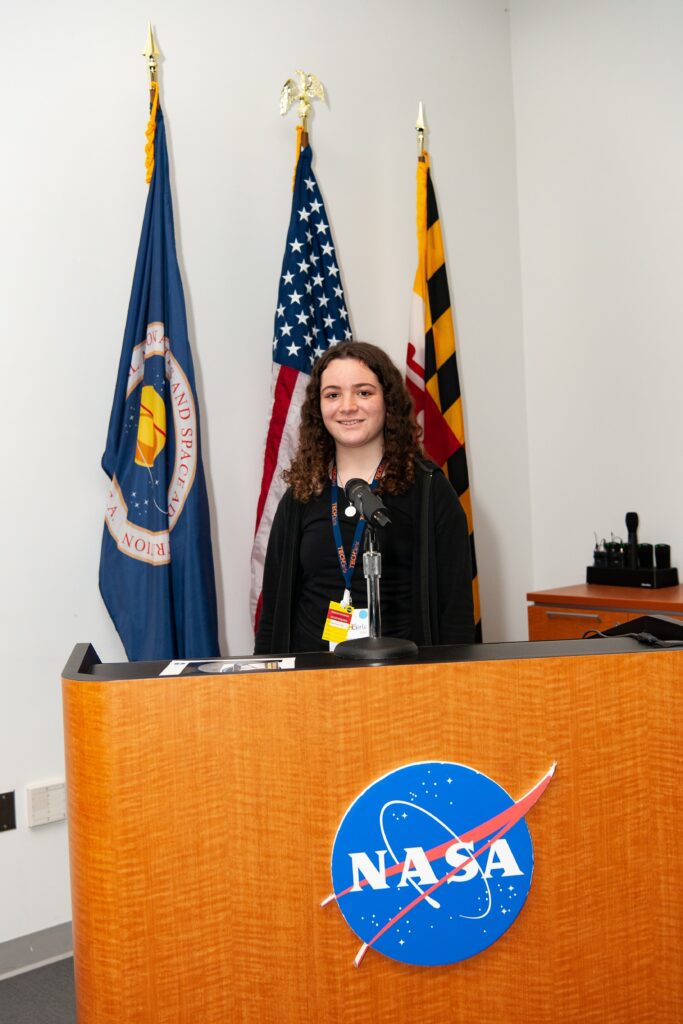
left=0, top=957, right=75, bottom=1024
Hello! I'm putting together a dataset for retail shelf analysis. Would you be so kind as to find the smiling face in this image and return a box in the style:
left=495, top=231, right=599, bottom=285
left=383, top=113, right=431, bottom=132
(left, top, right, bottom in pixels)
left=319, top=357, right=386, bottom=455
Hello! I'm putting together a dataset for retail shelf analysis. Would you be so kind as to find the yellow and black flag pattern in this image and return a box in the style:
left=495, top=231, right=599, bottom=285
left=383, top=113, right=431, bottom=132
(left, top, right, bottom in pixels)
left=406, top=153, right=482, bottom=639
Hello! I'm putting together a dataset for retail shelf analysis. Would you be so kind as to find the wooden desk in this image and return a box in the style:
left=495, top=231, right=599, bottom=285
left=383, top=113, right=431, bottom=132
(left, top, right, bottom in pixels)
left=63, top=641, right=683, bottom=1024
left=527, top=583, right=683, bottom=640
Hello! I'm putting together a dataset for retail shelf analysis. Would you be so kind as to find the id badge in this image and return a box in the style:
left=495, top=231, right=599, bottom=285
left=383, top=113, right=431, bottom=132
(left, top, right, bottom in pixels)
left=348, top=607, right=370, bottom=639
left=322, top=600, right=353, bottom=644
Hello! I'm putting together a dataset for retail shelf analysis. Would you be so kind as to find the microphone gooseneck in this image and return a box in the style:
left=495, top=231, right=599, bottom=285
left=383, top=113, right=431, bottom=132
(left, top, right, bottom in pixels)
left=344, top=479, right=392, bottom=528
left=333, top=476, right=418, bottom=661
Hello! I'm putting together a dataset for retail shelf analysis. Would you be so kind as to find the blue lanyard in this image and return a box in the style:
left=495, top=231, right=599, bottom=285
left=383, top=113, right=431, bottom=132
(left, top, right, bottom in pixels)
left=330, top=461, right=384, bottom=593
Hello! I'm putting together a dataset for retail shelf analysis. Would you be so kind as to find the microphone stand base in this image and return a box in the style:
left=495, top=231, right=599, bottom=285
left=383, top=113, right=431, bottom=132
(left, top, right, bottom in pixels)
left=332, top=636, right=419, bottom=661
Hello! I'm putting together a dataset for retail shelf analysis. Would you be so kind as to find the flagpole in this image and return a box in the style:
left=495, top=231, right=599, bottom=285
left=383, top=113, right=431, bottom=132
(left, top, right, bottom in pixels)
left=416, top=101, right=426, bottom=162
left=143, top=23, right=160, bottom=100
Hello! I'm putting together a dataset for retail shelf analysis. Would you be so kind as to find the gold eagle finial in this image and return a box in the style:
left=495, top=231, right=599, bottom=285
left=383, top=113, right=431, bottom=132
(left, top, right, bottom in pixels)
left=280, top=70, right=326, bottom=129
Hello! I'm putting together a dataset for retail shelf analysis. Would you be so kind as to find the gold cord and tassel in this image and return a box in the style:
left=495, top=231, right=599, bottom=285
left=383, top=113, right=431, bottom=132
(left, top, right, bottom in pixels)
left=142, top=24, right=160, bottom=183
left=144, top=81, right=159, bottom=185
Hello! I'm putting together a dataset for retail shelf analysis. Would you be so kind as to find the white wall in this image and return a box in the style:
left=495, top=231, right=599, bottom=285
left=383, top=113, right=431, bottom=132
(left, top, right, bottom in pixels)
left=511, top=0, right=683, bottom=588
left=0, top=1, right=528, bottom=944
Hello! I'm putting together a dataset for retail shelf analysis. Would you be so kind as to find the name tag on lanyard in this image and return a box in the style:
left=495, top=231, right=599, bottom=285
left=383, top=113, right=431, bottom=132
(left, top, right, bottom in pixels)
left=323, top=462, right=384, bottom=647
left=322, top=600, right=353, bottom=644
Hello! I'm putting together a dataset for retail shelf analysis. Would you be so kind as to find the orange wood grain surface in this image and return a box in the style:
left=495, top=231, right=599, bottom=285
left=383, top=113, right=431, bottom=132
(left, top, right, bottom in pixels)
left=63, top=650, right=683, bottom=1023
left=527, top=605, right=634, bottom=640
left=526, top=582, right=683, bottom=613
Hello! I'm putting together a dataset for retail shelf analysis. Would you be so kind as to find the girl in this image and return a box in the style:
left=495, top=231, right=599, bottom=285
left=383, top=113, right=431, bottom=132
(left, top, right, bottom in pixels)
left=254, top=342, right=474, bottom=654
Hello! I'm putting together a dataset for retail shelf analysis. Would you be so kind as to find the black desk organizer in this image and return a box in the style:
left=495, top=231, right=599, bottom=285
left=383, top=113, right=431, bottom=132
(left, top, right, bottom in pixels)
left=586, top=566, right=679, bottom=588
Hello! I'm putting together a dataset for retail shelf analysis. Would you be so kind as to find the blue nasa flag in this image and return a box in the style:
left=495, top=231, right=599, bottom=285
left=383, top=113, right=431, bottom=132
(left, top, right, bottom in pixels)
left=100, top=98, right=219, bottom=661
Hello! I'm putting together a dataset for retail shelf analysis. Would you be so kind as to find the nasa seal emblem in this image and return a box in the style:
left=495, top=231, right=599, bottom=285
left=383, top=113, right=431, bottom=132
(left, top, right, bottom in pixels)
left=323, top=760, right=555, bottom=967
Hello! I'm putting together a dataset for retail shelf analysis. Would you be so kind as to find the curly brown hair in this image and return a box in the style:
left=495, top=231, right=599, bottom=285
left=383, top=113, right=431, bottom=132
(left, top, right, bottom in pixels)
left=283, top=341, right=423, bottom=502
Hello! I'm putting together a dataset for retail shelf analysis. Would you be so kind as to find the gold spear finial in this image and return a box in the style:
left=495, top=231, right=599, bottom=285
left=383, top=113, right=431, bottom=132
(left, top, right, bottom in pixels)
left=280, top=70, right=326, bottom=133
left=416, top=101, right=426, bottom=160
left=143, top=23, right=160, bottom=85
left=142, top=24, right=161, bottom=183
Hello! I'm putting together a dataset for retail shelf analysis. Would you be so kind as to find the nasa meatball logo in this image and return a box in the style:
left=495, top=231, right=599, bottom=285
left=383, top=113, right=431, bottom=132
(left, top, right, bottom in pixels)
left=323, top=761, right=555, bottom=967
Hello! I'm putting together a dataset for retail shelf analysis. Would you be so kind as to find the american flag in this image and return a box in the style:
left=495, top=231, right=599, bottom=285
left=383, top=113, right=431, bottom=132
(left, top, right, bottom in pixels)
left=250, top=132, right=352, bottom=628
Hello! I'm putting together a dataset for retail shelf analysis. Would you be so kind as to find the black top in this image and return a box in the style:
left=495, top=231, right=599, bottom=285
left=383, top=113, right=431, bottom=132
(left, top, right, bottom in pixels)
left=255, top=460, right=475, bottom=656
left=65, top=636, right=673, bottom=683
left=292, top=480, right=414, bottom=651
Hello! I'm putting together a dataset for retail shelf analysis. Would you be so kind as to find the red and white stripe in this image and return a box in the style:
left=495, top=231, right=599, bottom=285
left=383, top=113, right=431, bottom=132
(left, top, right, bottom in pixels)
left=250, top=363, right=310, bottom=627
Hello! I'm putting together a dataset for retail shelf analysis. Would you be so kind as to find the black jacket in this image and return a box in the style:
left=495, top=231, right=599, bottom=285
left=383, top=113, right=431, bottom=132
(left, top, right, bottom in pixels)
left=254, top=460, right=475, bottom=655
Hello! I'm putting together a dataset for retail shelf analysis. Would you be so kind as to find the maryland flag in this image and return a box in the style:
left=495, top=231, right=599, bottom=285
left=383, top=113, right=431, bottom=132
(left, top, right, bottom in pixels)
left=406, top=152, right=482, bottom=639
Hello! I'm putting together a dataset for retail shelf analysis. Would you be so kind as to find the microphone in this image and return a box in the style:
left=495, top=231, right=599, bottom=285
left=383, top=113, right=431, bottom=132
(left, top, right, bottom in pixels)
left=345, top=479, right=392, bottom=527
left=625, top=511, right=639, bottom=569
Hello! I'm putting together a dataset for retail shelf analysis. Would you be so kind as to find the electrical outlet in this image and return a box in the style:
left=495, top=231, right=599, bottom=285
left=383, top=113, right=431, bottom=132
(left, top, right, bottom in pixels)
left=0, top=791, right=16, bottom=831
left=27, top=780, right=66, bottom=827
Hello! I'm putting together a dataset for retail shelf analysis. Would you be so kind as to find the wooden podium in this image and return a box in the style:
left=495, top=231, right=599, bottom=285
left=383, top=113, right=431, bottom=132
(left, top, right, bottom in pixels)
left=62, top=639, right=682, bottom=1024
